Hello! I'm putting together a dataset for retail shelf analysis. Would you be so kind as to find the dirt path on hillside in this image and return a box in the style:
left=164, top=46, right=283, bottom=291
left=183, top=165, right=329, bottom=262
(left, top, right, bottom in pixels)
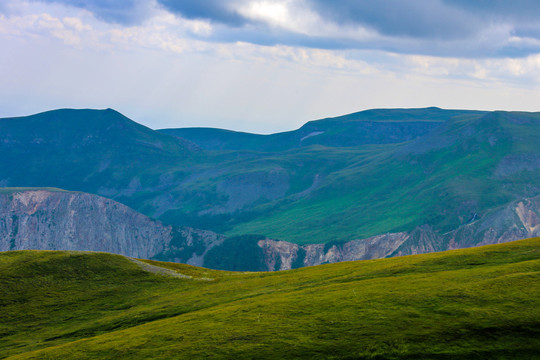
left=127, top=257, right=193, bottom=279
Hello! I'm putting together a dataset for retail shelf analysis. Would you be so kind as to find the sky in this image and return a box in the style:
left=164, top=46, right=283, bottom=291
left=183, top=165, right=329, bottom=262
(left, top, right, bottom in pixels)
left=1, top=0, right=540, bottom=133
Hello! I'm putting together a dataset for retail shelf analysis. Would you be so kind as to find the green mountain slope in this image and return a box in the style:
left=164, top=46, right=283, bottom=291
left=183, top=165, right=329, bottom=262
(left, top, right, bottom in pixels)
left=159, top=107, right=482, bottom=151
left=223, top=111, right=540, bottom=243
left=0, top=108, right=199, bottom=194
left=1, top=238, right=539, bottom=359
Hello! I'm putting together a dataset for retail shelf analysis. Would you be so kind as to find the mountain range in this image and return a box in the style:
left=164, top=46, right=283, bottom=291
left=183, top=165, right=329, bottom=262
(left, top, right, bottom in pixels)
left=1, top=107, right=539, bottom=269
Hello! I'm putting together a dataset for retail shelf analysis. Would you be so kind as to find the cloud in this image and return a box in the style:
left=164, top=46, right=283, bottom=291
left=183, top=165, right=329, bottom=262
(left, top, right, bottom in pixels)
left=154, top=0, right=540, bottom=58
left=446, top=0, right=540, bottom=20
left=157, top=0, right=248, bottom=26
left=4, top=0, right=540, bottom=59
left=0, top=11, right=93, bottom=45
left=34, top=0, right=157, bottom=25
left=2, top=0, right=540, bottom=133
left=308, top=0, right=479, bottom=40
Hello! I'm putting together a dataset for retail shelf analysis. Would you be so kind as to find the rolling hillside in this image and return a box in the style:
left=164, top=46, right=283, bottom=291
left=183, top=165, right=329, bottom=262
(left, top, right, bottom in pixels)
left=1, top=238, right=539, bottom=359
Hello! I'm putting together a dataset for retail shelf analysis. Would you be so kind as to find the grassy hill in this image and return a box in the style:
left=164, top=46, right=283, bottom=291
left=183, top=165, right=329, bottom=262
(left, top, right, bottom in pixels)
left=1, top=238, right=539, bottom=359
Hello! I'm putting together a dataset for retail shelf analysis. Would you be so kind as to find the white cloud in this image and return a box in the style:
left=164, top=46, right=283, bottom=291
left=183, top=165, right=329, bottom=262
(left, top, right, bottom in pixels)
left=236, top=0, right=376, bottom=41
left=239, top=1, right=291, bottom=26
left=403, top=53, right=540, bottom=85
left=0, top=4, right=215, bottom=54
left=63, top=16, right=92, bottom=32
left=0, top=13, right=84, bottom=45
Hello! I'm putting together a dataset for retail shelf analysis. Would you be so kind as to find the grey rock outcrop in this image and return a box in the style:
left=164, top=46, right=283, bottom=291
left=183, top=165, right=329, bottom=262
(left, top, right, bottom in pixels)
left=2, top=189, right=539, bottom=272
left=0, top=189, right=224, bottom=263
left=258, top=232, right=410, bottom=271
left=257, top=195, right=540, bottom=270
left=258, top=232, right=411, bottom=271
left=445, top=195, right=540, bottom=248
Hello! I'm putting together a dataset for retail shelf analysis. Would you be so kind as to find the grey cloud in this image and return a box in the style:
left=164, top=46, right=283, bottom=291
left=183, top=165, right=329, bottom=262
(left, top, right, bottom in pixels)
left=199, top=0, right=540, bottom=57
left=155, top=0, right=481, bottom=41
left=17, top=0, right=540, bottom=58
left=156, top=0, right=478, bottom=40
left=157, top=0, right=249, bottom=26
left=0, top=0, right=16, bottom=15
left=33, top=0, right=254, bottom=26
left=512, top=25, right=540, bottom=39
left=445, top=0, right=540, bottom=20
left=308, top=0, right=540, bottom=42
left=308, top=0, right=480, bottom=40
left=34, top=0, right=152, bottom=25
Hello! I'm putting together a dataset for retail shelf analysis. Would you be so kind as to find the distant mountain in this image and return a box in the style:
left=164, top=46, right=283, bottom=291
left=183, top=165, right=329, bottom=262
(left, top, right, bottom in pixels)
left=223, top=110, right=540, bottom=244
left=1, top=107, right=539, bottom=260
left=0, top=108, right=198, bottom=192
left=159, top=107, right=484, bottom=151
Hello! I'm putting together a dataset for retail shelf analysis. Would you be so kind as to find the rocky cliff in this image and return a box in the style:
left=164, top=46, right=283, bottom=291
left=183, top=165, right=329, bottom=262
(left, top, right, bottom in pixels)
left=258, top=232, right=410, bottom=270
left=257, top=195, right=540, bottom=270
left=0, top=189, right=224, bottom=263
left=0, top=189, right=411, bottom=271
left=2, top=189, right=539, bottom=272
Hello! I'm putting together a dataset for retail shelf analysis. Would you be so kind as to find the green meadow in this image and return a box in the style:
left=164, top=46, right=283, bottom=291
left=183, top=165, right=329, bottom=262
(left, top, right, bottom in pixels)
left=1, top=238, right=539, bottom=359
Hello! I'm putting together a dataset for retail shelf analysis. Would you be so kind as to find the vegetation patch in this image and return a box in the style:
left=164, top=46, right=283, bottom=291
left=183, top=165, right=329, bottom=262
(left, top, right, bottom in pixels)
left=0, top=238, right=538, bottom=359
left=204, top=234, right=267, bottom=271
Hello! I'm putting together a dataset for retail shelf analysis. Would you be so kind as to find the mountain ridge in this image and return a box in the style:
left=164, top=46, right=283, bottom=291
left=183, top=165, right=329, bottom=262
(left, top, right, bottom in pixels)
left=159, top=107, right=484, bottom=151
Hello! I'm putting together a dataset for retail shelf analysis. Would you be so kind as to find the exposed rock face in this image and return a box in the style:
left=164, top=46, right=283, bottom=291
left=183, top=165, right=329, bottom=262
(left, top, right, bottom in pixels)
left=258, top=239, right=300, bottom=270
left=160, top=227, right=225, bottom=267
left=257, top=196, right=540, bottom=270
left=0, top=190, right=170, bottom=258
left=445, top=196, right=540, bottom=248
left=258, top=232, right=410, bottom=271
left=2, top=189, right=539, bottom=272
left=0, top=190, right=224, bottom=264
left=391, top=225, right=444, bottom=257
left=327, top=232, right=410, bottom=261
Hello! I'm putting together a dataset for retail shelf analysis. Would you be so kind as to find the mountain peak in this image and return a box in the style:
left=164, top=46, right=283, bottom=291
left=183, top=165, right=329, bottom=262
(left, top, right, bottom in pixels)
left=0, top=108, right=200, bottom=191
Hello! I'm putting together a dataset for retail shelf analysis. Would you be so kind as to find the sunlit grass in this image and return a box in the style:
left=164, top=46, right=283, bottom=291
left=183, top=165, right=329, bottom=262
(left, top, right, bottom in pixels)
left=1, top=238, right=539, bottom=359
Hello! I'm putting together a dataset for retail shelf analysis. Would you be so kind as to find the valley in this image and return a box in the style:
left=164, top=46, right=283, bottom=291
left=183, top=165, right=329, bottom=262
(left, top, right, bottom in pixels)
left=1, top=107, right=539, bottom=270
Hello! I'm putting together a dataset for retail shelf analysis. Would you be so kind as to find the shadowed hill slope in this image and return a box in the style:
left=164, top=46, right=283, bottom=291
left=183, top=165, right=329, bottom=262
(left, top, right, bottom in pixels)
left=0, top=108, right=199, bottom=192
left=1, top=238, right=539, bottom=359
